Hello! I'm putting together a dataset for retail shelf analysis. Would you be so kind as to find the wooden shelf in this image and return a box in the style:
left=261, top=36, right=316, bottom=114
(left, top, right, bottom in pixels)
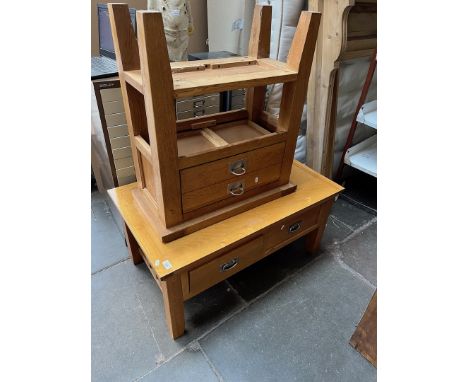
left=177, top=120, right=273, bottom=158
left=123, top=58, right=298, bottom=98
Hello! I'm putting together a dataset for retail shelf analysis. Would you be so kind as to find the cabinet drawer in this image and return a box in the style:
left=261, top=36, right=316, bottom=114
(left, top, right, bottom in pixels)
left=264, top=206, right=321, bottom=252
left=189, top=236, right=264, bottom=295
left=182, top=163, right=281, bottom=213
left=180, top=142, right=285, bottom=194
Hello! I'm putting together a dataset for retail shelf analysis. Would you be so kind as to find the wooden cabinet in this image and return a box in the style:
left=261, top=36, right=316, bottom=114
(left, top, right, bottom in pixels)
left=108, top=4, right=321, bottom=242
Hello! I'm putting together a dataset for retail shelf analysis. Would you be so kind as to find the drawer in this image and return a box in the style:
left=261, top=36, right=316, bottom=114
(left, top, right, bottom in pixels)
left=116, top=165, right=135, bottom=179
left=182, top=162, right=281, bottom=213
left=107, top=124, right=128, bottom=139
left=264, top=206, right=321, bottom=252
left=176, top=95, right=220, bottom=113
left=189, top=236, right=264, bottom=295
left=176, top=105, right=220, bottom=120
left=180, top=142, right=285, bottom=194
left=110, top=135, right=131, bottom=150
left=103, top=99, right=125, bottom=115
left=117, top=173, right=137, bottom=186
left=100, top=87, right=123, bottom=103
left=112, top=146, right=132, bottom=159
left=114, top=156, right=134, bottom=170
left=105, top=112, right=127, bottom=127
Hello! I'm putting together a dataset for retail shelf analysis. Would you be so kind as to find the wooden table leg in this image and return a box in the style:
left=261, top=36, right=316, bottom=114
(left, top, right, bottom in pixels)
left=306, top=199, right=333, bottom=254
left=124, top=223, right=143, bottom=265
left=161, top=274, right=185, bottom=339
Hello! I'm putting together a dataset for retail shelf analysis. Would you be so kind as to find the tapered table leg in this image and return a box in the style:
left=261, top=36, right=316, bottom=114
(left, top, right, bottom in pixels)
left=161, top=274, right=185, bottom=339
left=124, top=223, right=143, bottom=265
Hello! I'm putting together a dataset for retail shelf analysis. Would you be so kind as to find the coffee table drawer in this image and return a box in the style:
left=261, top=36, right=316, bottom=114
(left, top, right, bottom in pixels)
left=264, top=206, right=320, bottom=252
left=189, top=236, right=264, bottom=295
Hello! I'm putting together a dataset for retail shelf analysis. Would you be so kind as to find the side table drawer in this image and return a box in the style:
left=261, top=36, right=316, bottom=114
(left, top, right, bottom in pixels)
left=189, top=236, right=264, bottom=295
left=264, top=206, right=321, bottom=252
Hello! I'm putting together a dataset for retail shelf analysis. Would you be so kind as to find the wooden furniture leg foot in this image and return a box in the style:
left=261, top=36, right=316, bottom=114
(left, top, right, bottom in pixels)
left=306, top=199, right=333, bottom=254
left=124, top=223, right=143, bottom=265
left=161, top=274, right=185, bottom=339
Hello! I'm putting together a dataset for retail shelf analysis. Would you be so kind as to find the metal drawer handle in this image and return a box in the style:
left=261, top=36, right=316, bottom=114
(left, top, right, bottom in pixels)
left=220, top=257, right=239, bottom=272
left=229, top=159, right=246, bottom=176
left=289, top=222, right=302, bottom=233
left=228, top=181, right=244, bottom=196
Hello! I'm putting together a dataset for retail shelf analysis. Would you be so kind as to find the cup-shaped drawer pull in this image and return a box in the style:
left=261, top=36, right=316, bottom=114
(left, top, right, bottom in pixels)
left=228, top=181, right=244, bottom=196
left=289, top=222, right=302, bottom=233
left=229, top=159, right=246, bottom=176
left=220, top=257, right=239, bottom=272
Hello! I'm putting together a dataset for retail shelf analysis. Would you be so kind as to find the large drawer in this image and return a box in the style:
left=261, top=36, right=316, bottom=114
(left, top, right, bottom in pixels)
left=264, top=206, right=321, bottom=252
left=180, top=142, right=285, bottom=194
left=182, top=162, right=281, bottom=213
left=189, top=236, right=264, bottom=295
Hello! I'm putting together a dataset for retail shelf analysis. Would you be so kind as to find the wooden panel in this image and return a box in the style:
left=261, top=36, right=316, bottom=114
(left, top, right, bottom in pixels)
left=178, top=131, right=287, bottom=169
left=350, top=291, right=377, bottom=367
left=180, top=142, right=285, bottom=193
left=123, top=58, right=298, bottom=98
left=188, top=236, right=264, bottom=296
left=177, top=131, right=216, bottom=157
left=141, top=154, right=157, bottom=200
left=264, top=205, right=321, bottom=253
left=182, top=163, right=281, bottom=213
left=213, top=122, right=269, bottom=144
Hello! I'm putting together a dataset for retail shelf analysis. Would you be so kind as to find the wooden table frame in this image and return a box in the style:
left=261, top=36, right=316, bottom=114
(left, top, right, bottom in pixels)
left=109, top=161, right=343, bottom=339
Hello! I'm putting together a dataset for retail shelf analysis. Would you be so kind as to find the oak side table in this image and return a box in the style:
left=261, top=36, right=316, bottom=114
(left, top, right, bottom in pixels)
left=108, top=161, right=343, bottom=339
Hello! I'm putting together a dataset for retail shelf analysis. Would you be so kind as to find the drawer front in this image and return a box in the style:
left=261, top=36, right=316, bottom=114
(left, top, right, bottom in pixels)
left=264, top=206, right=321, bottom=252
left=176, top=95, right=220, bottom=113
left=180, top=142, right=285, bottom=194
left=112, top=146, right=132, bottom=159
left=105, top=112, right=127, bottom=127
left=182, top=163, right=281, bottom=213
left=100, top=87, right=123, bottom=103
left=103, top=99, right=125, bottom=115
left=176, top=105, right=220, bottom=120
left=110, top=135, right=131, bottom=150
left=108, top=124, right=129, bottom=139
left=189, top=236, right=264, bottom=295
left=114, top=156, right=134, bottom=170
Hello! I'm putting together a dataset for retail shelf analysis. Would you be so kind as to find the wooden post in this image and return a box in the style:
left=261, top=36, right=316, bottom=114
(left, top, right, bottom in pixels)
left=278, top=12, right=321, bottom=184
left=161, top=274, right=185, bottom=339
left=306, top=199, right=333, bottom=253
left=108, top=4, right=144, bottom=188
left=124, top=223, right=143, bottom=265
left=136, top=11, right=183, bottom=227
left=245, top=5, right=271, bottom=123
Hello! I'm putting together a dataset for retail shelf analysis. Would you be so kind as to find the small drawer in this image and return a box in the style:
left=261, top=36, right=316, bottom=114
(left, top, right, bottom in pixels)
left=100, top=87, right=123, bottom=103
left=112, top=146, right=132, bottom=159
left=107, top=124, right=129, bottom=139
left=182, top=163, right=281, bottom=213
left=116, top=165, right=135, bottom=179
left=114, top=156, right=134, bottom=170
left=105, top=112, right=127, bottom=127
left=110, top=135, right=131, bottom=150
left=264, top=206, right=321, bottom=252
left=117, top=173, right=137, bottom=186
left=180, top=142, right=285, bottom=194
left=103, top=99, right=125, bottom=115
left=189, top=236, right=264, bottom=295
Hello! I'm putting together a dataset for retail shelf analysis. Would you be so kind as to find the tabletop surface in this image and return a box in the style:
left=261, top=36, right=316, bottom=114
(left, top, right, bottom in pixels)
left=108, top=161, right=343, bottom=280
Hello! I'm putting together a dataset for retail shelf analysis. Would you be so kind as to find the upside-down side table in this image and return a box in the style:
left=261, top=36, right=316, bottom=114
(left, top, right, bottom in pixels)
left=109, top=161, right=343, bottom=339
